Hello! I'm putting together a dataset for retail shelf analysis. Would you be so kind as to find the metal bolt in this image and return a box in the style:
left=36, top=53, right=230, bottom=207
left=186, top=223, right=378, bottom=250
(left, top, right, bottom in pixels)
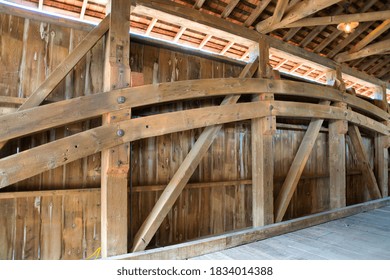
left=117, top=129, right=125, bottom=137
left=117, top=96, right=126, bottom=104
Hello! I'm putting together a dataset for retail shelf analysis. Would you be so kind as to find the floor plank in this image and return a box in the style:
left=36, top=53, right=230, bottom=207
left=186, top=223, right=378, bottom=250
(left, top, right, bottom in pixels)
left=193, top=206, right=390, bottom=260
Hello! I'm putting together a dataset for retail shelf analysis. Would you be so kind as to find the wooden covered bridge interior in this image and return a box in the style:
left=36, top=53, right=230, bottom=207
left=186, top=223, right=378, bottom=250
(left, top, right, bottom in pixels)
left=0, top=0, right=390, bottom=260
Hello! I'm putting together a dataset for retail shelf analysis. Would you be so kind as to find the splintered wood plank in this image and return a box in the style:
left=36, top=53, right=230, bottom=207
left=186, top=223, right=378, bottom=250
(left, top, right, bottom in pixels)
left=348, top=125, right=382, bottom=200
left=40, top=195, right=63, bottom=260
left=0, top=198, right=15, bottom=260
left=275, top=101, right=330, bottom=222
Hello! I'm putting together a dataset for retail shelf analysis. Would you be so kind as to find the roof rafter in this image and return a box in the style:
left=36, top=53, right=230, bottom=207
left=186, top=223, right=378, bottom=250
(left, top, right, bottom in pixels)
left=350, top=19, right=390, bottom=53
left=244, top=0, right=272, bottom=27
left=286, top=10, right=390, bottom=28
left=270, top=0, right=289, bottom=26
left=80, top=0, right=88, bottom=19
left=256, top=0, right=342, bottom=33
left=221, top=0, right=240, bottom=19
left=194, top=0, right=206, bottom=10
left=335, top=39, right=390, bottom=62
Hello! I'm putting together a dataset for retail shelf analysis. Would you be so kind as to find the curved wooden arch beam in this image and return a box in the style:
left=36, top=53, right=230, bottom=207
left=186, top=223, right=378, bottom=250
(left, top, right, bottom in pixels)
left=0, top=100, right=388, bottom=189
left=1, top=79, right=388, bottom=143
left=0, top=101, right=269, bottom=189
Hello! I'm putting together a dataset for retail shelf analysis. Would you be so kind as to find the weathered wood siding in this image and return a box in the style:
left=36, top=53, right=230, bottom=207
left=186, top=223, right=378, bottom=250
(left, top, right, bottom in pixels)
left=0, top=14, right=383, bottom=259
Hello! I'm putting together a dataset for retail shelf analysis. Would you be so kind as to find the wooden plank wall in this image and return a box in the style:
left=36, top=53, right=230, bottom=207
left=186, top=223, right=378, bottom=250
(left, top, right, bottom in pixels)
left=0, top=190, right=100, bottom=260
left=0, top=14, right=104, bottom=191
left=0, top=14, right=383, bottom=259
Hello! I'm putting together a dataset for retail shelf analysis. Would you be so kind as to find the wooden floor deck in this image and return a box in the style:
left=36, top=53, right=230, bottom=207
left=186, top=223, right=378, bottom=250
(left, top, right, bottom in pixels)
left=193, top=206, right=390, bottom=260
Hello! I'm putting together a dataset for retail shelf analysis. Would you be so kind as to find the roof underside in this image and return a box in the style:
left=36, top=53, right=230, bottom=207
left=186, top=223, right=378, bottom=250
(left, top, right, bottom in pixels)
left=3, top=0, right=390, bottom=99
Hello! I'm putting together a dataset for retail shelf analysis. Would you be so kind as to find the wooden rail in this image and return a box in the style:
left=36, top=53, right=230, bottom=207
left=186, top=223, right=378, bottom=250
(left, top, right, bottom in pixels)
left=0, top=78, right=390, bottom=189
left=0, top=79, right=388, bottom=143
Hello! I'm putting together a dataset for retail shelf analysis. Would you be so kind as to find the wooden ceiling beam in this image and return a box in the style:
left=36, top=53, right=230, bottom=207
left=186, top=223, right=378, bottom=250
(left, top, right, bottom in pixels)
left=327, top=22, right=372, bottom=58
left=376, top=62, right=390, bottom=78
left=145, top=18, right=158, bottom=36
left=198, top=34, right=212, bottom=49
left=194, top=0, right=206, bottom=10
left=283, top=27, right=300, bottom=42
left=350, top=20, right=390, bottom=53
left=335, top=39, right=390, bottom=62
left=359, top=56, right=382, bottom=72
left=244, top=0, right=272, bottom=27
left=80, top=0, right=88, bottom=20
left=313, top=28, right=342, bottom=53
left=256, top=0, right=342, bottom=33
left=221, top=0, right=240, bottom=19
left=299, top=6, right=344, bottom=48
left=173, top=26, right=186, bottom=43
left=286, top=10, right=390, bottom=28
left=270, top=0, right=289, bottom=26
left=367, top=57, right=390, bottom=75
left=220, top=41, right=235, bottom=55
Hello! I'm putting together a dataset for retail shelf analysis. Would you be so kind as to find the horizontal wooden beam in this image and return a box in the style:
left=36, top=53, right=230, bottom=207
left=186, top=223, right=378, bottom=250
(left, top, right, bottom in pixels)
left=335, top=39, right=390, bottom=62
left=1, top=79, right=388, bottom=144
left=286, top=10, right=390, bottom=28
left=1, top=100, right=388, bottom=189
left=0, top=96, right=26, bottom=105
left=0, top=1, right=94, bottom=31
left=109, top=197, right=390, bottom=260
left=0, top=188, right=99, bottom=199
left=0, top=101, right=268, bottom=189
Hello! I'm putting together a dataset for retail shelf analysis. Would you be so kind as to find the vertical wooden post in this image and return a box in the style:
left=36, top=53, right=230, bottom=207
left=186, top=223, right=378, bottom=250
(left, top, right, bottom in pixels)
left=252, top=39, right=275, bottom=227
left=328, top=68, right=347, bottom=209
left=101, top=0, right=131, bottom=258
left=329, top=103, right=347, bottom=208
left=375, top=86, right=389, bottom=198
